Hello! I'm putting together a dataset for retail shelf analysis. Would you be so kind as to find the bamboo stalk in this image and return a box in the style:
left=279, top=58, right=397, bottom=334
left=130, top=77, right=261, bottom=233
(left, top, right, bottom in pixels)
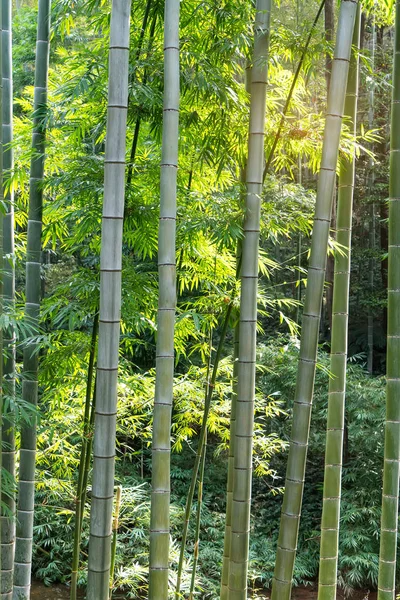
left=271, top=3, right=358, bottom=599
left=109, top=486, right=122, bottom=600
left=175, top=304, right=233, bottom=598
left=317, top=8, right=360, bottom=599
left=228, top=1, right=271, bottom=598
left=148, top=0, right=180, bottom=596
left=377, top=0, right=400, bottom=596
left=1, top=0, right=13, bottom=596
left=262, top=0, right=325, bottom=180
left=188, top=433, right=207, bottom=600
left=70, top=314, right=99, bottom=600
left=367, top=17, right=376, bottom=376
left=86, top=2, right=131, bottom=599
left=13, top=2, right=51, bottom=597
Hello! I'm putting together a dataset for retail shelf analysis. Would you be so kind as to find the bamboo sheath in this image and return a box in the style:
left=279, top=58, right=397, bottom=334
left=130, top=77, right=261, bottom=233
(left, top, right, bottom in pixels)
left=148, top=0, right=180, bottom=596
left=86, top=2, right=131, bottom=599
left=271, top=3, right=358, bottom=599
left=228, top=2, right=271, bottom=598
left=377, top=1, right=400, bottom=597
left=1, top=0, right=14, bottom=596
left=317, top=8, right=360, bottom=600
left=13, top=2, right=50, bottom=598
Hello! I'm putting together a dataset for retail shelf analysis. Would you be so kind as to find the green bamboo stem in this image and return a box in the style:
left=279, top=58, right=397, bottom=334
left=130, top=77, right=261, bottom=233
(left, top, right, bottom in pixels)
left=317, top=8, right=360, bottom=599
left=13, top=2, right=50, bottom=597
left=1, top=0, right=13, bottom=597
left=109, top=485, right=122, bottom=600
left=86, top=2, right=131, bottom=599
left=70, top=314, right=99, bottom=600
left=271, top=3, right=358, bottom=599
left=377, top=0, right=400, bottom=597
left=228, top=2, right=271, bottom=598
left=175, top=304, right=233, bottom=599
left=148, top=0, right=180, bottom=595
left=188, top=432, right=207, bottom=600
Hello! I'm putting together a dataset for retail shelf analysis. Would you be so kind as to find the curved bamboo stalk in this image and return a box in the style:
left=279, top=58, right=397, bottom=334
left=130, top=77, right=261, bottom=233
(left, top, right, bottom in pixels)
left=13, top=2, right=51, bottom=597
left=1, top=0, right=13, bottom=597
left=228, top=2, right=271, bottom=598
left=148, top=0, right=180, bottom=596
left=317, top=8, right=360, bottom=599
left=270, top=3, right=358, bottom=599
left=70, top=314, right=98, bottom=600
left=377, top=1, right=400, bottom=597
left=86, top=2, right=131, bottom=599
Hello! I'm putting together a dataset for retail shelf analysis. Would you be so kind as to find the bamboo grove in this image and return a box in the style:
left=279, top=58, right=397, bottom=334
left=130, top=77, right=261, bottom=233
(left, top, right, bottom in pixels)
left=0, top=0, right=399, bottom=599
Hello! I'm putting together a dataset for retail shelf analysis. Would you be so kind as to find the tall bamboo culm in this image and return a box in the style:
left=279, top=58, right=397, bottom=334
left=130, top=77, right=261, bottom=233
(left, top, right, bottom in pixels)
left=148, top=0, right=180, bottom=596
left=85, top=2, right=131, bottom=599
left=228, top=2, right=271, bottom=598
left=271, top=3, right=358, bottom=599
left=1, top=0, right=14, bottom=596
left=377, top=1, right=400, bottom=597
left=317, top=8, right=360, bottom=599
left=13, top=2, right=50, bottom=598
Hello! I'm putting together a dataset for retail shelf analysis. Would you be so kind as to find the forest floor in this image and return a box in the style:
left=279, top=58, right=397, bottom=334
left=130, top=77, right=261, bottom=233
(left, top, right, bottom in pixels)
left=31, top=581, right=378, bottom=599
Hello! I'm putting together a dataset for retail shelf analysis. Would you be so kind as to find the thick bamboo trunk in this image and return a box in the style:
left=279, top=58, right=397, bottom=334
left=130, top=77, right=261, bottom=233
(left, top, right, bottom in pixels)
left=377, top=1, right=400, bottom=597
left=85, top=2, right=131, bottom=599
left=148, top=0, right=180, bottom=596
left=1, top=0, right=13, bottom=597
left=317, top=8, right=361, bottom=599
left=228, top=2, right=271, bottom=598
left=13, top=2, right=51, bottom=598
left=270, top=3, right=358, bottom=599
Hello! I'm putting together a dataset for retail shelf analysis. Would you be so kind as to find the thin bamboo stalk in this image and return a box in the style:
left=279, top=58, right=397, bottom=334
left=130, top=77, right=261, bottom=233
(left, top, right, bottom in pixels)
left=70, top=314, right=99, bottom=600
left=175, top=304, right=233, bottom=598
left=86, top=2, right=131, bottom=599
left=109, top=486, right=122, bottom=600
left=1, top=0, right=13, bottom=596
left=228, top=1, right=271, bottom=598
left=79, top=376, right=97, bottom=535
left=262, top=0, right=325, bottom=180
left=367, top=17, right=376, bottom=375
left=13, top=2, right=50, bottom=597
left=188, top=432, right=207, bottom=600
left=377, top=0, right=400, bottom=596
left=271, top=3, right=358, bottom=599
left=317, top=8, right=361, bottom=599
left=148, top=0, right=180, bottom=596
